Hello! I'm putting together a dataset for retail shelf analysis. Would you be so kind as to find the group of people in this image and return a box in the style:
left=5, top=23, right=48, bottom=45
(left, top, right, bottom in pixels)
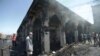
left=81, top=32, right=100, bottom=46
left=81, top=33, right=92, bottom=44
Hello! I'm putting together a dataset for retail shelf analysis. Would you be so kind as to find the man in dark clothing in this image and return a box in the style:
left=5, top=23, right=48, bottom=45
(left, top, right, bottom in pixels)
left=87, top=33, right=92, bottom=44
left=93, top=32, right=97, bottom=46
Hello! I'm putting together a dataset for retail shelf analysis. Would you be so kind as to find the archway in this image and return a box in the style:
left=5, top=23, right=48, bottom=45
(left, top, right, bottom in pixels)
left=49, top=15, right=61, bottom=51
left=65, top=21, right=75, bottom=44
left=77, top=23, right=83, bottom=42
left=32, top=18, right=43, bottom=56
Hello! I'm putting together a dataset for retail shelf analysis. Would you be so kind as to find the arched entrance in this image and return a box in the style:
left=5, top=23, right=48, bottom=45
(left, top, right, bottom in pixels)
left=65, top=21, right=75, bottom=44
left=32, top=18, right=43, bottom=56
left=49, top=15, right=61, bottom=51
left=77, top=23, right=83, bottom=42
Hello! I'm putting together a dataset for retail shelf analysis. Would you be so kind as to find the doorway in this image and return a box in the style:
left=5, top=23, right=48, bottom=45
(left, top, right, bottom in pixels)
left=49, top=15, right=61, bottom=51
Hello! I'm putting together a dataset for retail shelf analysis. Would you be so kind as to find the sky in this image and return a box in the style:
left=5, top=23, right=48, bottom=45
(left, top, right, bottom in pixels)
left=0, top=0, right=94, bottom=34
left=0, top=0, right=33, bottom=34
left=70, top=4, right=94, bottom=24
left=56, top=0, right=94, bottom=24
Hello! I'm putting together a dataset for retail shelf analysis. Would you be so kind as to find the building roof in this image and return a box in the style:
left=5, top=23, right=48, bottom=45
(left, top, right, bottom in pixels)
left=17, top=0, right=91, bottom=33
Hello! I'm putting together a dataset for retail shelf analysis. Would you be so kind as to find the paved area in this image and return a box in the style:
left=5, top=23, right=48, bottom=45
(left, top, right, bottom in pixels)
left=86, top=47, right=100, bottom=56
left=73, top=44, right=100, bottom=56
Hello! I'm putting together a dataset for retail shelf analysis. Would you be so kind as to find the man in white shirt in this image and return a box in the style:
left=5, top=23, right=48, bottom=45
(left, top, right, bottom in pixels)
left=26, top=32, right=33, bottom=56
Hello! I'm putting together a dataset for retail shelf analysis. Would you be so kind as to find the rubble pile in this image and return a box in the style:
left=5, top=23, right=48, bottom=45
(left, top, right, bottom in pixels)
left=50, top=44, right=75, bottom=56
left=73, top=44, right=90, bottom=56
left=50, top=44, right=100, bottom=56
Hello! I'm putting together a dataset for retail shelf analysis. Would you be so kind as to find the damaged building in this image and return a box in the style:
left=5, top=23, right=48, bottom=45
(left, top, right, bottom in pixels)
left=16, top=0, right=92, bottom=56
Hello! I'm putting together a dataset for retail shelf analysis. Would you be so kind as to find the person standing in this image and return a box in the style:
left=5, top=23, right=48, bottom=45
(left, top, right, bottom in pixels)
left=87, top=33, right=92, bottom=44
left=83, top=33, right=87, bottom=44
left=11, top=33, right=17, bottom=47
left=93, top=32, right=97, bottom=46
left=26, top=32, right=33, bottom=56
left=96, top=33, right=99, bottom=45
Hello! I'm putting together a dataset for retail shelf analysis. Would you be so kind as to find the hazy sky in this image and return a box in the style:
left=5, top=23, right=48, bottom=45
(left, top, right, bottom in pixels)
left=56, top=0, right=94, bottom=24
left=0, top=0, right=94, bottom=34
left=0, top=0, right=33, bottom=34
left=70, top=4, right=94, bottom=24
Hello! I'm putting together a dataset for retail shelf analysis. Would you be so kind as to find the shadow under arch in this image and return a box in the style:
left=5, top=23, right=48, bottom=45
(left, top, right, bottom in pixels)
left=65, top=20, right=76, bottom=44
left=49, top=15, right=61, bottom=51
left=77, top=23, right=83, bottom=42
left=32, top=18, right=43, bottom=56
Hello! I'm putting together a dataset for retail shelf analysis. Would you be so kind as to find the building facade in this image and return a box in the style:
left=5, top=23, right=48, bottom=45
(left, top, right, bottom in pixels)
left=16, top=0, right=91, bottom=56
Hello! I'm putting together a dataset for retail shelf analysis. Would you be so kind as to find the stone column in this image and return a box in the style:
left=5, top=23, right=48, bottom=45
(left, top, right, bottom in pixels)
left=74, top=24, right=78, bottom=43
left=44, top=32, right=50, bottom=53
left=61, top=31, right=66, bottom=47
left=59, top=26, right=66, bottom=47
left=43, top=19, right=50, bottom=53
left=74, top=30, right=78, bottom=43
left=57, top=15, right=66, bottom=47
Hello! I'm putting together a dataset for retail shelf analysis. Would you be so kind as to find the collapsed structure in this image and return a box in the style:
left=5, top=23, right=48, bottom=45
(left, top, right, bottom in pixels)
left=16, top=0, right=91, bottom=56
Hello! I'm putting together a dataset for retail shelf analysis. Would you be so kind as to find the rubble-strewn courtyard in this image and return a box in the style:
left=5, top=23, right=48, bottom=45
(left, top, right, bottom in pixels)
left=49, top=44, right=100, bottom=56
